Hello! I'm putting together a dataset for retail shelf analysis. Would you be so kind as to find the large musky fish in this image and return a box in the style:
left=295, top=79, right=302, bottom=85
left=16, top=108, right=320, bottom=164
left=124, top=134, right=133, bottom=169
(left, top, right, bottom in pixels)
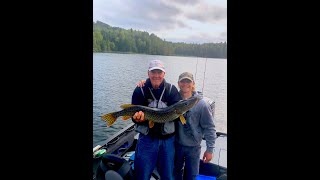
left=101, top=95, right=200, bottom=128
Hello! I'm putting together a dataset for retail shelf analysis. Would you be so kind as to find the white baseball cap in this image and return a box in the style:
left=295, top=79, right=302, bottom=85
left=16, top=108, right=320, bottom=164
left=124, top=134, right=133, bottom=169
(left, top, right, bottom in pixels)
left=148, top=60, right=165, bottom=72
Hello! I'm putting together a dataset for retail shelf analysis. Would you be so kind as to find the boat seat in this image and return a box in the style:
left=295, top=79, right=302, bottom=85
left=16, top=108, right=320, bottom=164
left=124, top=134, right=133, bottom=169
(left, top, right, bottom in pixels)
left=96, top=154, right=134, bottom=180
left=105, top=170, right=123, bottom=180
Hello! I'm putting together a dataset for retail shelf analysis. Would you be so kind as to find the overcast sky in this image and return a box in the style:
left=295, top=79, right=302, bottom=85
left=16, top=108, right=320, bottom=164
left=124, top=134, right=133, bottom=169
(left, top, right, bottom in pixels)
left=93, top=0, right=227, bottom=44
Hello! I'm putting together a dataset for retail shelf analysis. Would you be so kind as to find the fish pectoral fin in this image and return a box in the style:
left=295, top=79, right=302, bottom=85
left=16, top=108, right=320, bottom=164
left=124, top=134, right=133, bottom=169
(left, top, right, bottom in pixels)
left=122, top=116, right=131, bottom=120
left=120, top=104, right=135, bottom=109
left=179, top=115, right=186, bottom=125
left=149, top=121, right=155, bottom=128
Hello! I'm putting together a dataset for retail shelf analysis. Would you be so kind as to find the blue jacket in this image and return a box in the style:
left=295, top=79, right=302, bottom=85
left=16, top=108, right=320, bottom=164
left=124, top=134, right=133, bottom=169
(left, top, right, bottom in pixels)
left=176, top=92, right=217, bottom=153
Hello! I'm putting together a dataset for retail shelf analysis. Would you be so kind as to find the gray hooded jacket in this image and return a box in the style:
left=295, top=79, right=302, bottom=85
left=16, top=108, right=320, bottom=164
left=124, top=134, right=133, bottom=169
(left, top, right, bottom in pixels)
left=176, top=92, right=217, bottom=153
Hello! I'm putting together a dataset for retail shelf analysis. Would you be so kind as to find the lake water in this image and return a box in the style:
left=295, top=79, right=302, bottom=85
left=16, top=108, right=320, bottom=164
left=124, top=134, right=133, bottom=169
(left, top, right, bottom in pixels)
left=93, top=53, right=227, bottom=145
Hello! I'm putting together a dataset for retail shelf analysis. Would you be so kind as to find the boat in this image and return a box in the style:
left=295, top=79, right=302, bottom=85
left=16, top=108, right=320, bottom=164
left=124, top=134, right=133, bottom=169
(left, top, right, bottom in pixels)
left=92, top=123, right=227, bottom=180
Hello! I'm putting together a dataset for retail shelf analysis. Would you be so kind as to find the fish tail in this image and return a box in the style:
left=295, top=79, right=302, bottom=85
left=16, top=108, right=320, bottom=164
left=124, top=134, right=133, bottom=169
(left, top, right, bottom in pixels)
left=101, top=113, right=117, bottom=127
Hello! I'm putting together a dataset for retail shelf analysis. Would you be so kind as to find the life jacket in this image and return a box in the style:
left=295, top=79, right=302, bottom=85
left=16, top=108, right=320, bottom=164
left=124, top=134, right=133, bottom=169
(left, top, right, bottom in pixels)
left=134, top=83, right=175, bottom=136
left=141, top=83, right=173, bottom=108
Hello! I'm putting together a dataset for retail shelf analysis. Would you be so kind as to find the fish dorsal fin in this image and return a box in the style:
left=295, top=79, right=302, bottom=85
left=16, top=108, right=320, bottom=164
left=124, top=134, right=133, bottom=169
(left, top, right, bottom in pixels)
left=179, top=115, right=186, bottom=125
left=120, top=104, right=135, bottom=109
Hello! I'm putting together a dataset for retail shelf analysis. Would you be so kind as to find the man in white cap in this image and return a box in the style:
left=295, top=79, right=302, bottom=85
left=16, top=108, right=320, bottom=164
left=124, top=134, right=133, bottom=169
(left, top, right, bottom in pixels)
left=131, top=59, right=182, bottom=180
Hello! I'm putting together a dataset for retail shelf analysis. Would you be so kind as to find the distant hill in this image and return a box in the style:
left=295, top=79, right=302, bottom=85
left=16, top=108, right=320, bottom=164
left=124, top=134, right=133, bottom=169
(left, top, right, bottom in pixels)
left=93, top=21, right=227, bottom=58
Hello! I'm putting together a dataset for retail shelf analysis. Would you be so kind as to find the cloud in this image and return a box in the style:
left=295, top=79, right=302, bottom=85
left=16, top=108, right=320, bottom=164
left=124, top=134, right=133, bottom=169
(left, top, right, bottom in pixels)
left=162, top=0, right=202, bottom=5
left=185, top=3, right=227, bottom=23
left=93, top=0, right=227, bottom=43
left=125, top=1, right=189, bottom=31
left=94, top=0, right=189, bottom=31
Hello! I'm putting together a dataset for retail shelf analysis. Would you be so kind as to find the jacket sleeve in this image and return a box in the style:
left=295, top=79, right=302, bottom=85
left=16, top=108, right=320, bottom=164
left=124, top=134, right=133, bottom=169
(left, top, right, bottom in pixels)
left=199, top=101, right=217, bottom=153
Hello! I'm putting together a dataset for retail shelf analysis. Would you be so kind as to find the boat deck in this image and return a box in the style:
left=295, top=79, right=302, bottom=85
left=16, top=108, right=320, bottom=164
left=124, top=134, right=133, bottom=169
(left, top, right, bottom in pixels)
left=200, top=133, right=227, bottom=168
left=93, top=123, right=227, bottom=179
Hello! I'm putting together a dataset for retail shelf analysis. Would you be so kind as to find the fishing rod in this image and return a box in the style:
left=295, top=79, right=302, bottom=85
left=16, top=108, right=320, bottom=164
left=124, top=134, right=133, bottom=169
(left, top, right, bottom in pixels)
left=194, top=46, right=208, bottom=94
left=201, top=57, right=208, bottom=93
left=195, top=57, right=199, bottom=82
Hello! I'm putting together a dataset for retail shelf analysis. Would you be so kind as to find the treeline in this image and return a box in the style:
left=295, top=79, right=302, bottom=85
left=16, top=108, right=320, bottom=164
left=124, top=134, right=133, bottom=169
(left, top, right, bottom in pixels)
left=93, top=21, right=227, bottom=58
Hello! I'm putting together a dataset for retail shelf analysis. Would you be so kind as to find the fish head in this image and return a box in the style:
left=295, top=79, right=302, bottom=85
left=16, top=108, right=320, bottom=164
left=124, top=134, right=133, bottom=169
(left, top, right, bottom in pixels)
left=174, top=95, right=200, bottom=114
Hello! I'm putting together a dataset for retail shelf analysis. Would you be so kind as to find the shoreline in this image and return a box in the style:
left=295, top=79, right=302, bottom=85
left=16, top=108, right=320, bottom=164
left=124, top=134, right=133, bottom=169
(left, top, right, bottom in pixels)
left=93, top=51, right=227, bottom=59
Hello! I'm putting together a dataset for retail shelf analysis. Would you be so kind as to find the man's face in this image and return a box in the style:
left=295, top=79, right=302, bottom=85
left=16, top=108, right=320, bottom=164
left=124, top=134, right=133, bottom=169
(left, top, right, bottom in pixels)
left=148, top=69, right=165, bottom=88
